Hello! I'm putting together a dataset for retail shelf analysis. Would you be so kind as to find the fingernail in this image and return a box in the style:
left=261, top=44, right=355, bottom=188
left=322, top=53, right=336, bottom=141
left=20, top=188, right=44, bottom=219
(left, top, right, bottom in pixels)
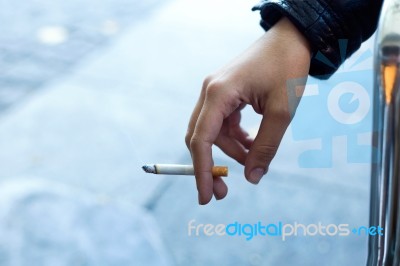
left=248, top=168, right=265, bottom=184
left=198, top=194, right=205, bottom=205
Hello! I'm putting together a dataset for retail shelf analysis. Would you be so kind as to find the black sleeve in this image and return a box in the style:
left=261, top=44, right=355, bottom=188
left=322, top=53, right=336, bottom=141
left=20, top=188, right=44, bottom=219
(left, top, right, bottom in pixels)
left=252, top=0, right=384, bottom=79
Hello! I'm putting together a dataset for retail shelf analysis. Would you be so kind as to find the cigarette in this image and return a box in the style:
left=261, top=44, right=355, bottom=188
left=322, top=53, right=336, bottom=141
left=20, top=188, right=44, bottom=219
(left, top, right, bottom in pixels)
left=142, top=164, right=228, bottom=177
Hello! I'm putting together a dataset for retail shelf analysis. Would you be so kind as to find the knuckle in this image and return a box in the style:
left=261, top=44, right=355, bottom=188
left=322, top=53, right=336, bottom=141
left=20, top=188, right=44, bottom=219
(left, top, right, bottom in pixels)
left=189, top=135, right=212, bottom=152
left=185, top=133, right=191, bottom=149
left=201, top=75, right=216, bottom=96
left=205, top=80, right=224, bottom=97
left=202, top=75, right=214, bottom=90
left=189, top=136, right=202, bottom=151
left=205, top=80, right=241, bottom=111
left=253, top=144, right=279, bottom=164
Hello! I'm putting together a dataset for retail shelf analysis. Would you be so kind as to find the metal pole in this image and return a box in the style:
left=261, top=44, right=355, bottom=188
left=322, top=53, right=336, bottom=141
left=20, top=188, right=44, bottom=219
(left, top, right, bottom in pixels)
left=368, top=0, right=400, bottom=265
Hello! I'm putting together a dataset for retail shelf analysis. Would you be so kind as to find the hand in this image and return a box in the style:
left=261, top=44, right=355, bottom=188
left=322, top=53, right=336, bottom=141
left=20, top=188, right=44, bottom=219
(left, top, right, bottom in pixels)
left=185, top=17, right=311, bottom=204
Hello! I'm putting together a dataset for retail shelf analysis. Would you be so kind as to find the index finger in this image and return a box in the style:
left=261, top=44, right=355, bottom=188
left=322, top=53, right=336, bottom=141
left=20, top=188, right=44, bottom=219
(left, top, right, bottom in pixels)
left=190, top=100, right=225, bottom=205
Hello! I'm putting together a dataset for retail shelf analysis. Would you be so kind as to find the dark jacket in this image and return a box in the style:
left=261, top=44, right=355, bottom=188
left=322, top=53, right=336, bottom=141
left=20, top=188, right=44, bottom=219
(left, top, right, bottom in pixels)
left=252, top=0, right=384, bottom=78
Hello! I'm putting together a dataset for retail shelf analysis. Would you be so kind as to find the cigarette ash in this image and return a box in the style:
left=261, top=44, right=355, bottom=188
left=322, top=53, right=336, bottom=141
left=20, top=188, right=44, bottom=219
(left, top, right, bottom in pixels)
left=142, top=164, right=156, bottom=174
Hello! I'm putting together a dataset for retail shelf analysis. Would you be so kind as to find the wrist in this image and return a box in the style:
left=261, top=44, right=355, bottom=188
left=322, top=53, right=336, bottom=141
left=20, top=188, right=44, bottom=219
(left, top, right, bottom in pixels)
left=273, top=17, right=312, bottom=60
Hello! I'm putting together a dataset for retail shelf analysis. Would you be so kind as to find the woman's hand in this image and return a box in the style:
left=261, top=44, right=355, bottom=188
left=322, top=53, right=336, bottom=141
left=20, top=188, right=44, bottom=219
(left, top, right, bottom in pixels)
left=185, top=17, right=311, bottom=204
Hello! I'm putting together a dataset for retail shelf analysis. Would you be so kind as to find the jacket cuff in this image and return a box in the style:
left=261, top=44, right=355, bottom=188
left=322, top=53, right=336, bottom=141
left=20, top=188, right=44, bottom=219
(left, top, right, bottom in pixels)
left=252, top=0, right=361, bottom=79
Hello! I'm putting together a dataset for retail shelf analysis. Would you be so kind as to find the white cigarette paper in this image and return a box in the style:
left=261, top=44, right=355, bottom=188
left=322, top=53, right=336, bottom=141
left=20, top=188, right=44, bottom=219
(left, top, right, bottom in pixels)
left=142, top=164, right=228, bottom=177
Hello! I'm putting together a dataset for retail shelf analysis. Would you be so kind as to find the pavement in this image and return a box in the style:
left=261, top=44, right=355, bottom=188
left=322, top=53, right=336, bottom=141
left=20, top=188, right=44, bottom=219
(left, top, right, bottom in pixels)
left=0, top=0, right=376, bottom=265
left=0, top=0, right=161, bottom=111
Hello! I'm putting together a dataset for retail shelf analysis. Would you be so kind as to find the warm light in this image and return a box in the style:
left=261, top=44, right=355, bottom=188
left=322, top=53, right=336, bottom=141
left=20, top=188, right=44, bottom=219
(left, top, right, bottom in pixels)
left=381, top=64, right=398, bottom=104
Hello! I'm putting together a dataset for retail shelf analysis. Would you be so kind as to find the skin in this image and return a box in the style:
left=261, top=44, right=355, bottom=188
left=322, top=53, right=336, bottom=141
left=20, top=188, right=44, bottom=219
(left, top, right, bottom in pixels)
left=185, top=17, right=312, bottom=205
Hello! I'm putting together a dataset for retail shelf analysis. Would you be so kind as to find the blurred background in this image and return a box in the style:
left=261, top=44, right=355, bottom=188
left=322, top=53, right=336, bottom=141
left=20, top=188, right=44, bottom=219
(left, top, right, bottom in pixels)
left=0, top=0, right=375, bottom=265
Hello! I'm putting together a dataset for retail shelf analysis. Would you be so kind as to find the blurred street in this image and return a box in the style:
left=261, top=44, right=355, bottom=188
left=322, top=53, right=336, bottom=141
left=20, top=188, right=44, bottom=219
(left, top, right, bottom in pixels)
left=0, top=0, right=160, bottom=111
left=0, top=0, right=375, bottom=265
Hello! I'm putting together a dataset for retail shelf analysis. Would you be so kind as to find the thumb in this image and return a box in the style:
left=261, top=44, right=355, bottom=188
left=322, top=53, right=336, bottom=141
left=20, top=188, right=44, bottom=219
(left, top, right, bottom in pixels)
left=244, top=109, right=290, bottom=184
